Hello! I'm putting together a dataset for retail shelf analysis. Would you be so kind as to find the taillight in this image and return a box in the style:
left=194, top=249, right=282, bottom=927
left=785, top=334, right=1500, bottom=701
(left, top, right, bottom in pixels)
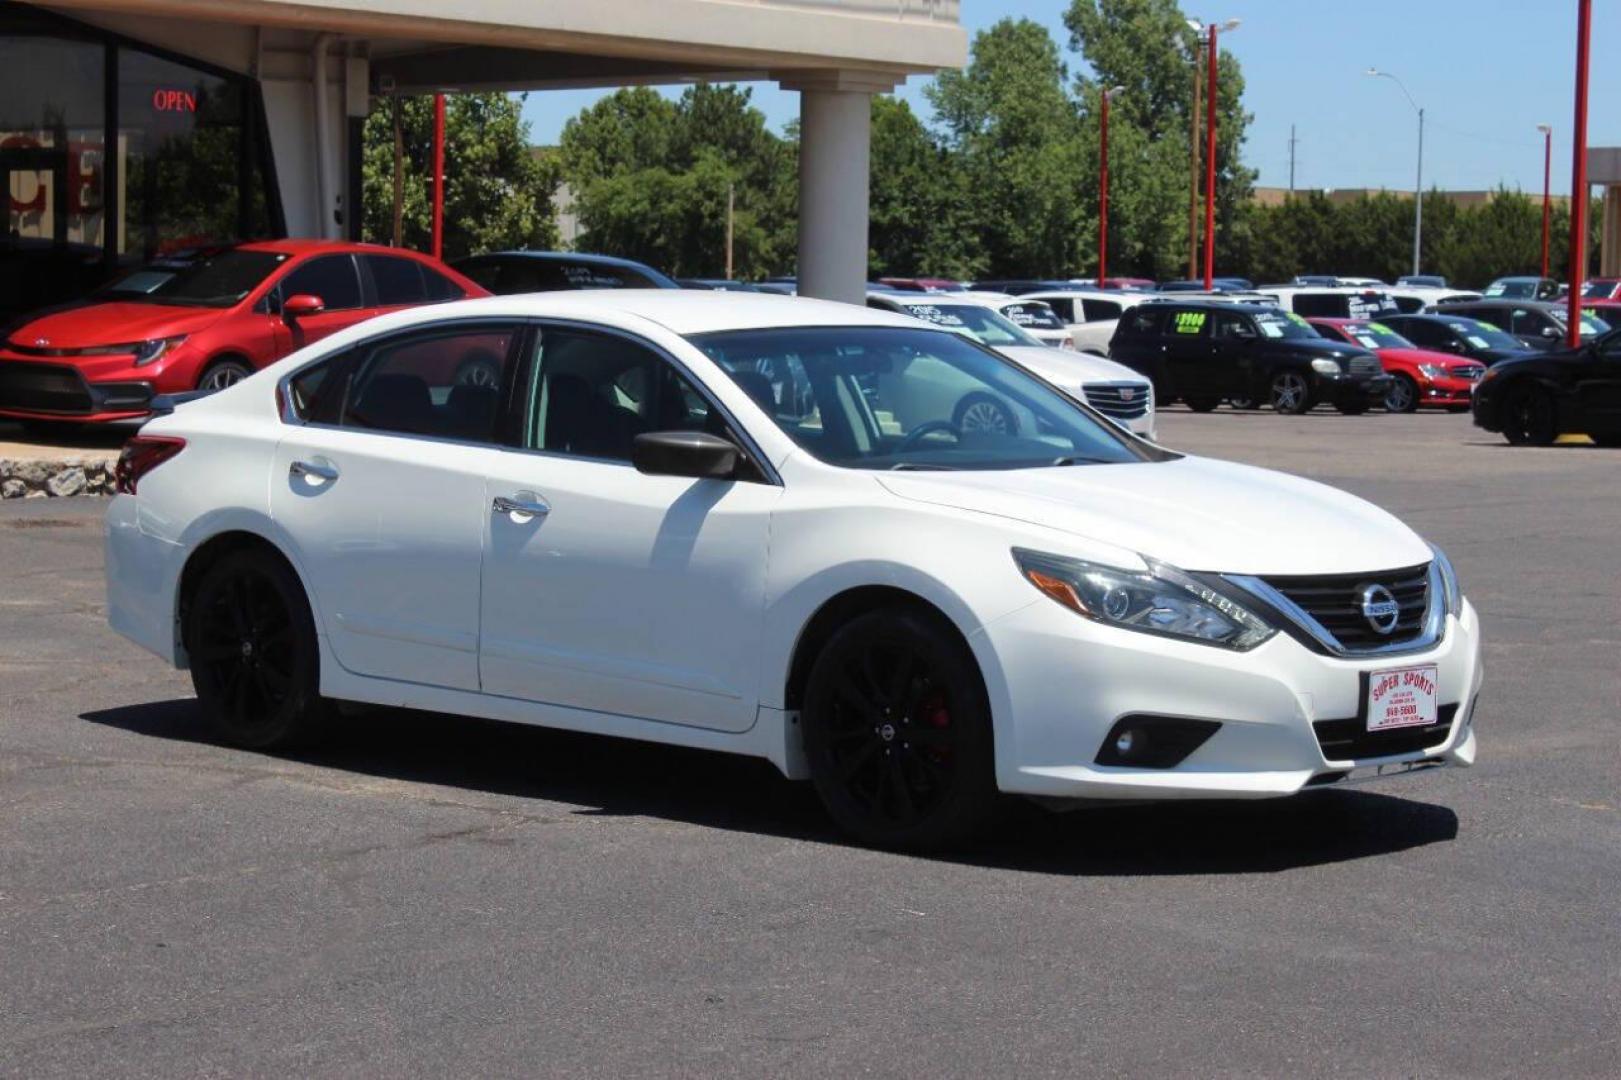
left=114, top=436, right=186, bottom=495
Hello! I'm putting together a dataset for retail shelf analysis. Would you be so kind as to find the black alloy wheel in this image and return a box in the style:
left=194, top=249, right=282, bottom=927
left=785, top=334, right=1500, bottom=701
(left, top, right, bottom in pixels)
left=1500, top=383, right=1557, bottom=446
left=186, top=548, right=326, bottom=749
left=1270, top=371, right=1313, bottom=414
left=1384, top=374, right=1419, bottom=413
left=801, top=609, right=998, bottom=850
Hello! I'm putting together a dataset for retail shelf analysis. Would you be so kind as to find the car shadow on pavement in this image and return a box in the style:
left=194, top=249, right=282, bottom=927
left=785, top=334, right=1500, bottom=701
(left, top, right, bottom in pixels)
left=80, top=699, right=1459, bottom=876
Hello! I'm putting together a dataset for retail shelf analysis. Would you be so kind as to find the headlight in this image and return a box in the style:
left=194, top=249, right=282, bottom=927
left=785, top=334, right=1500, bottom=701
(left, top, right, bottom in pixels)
left=1013, top=548, right=1277, bottom=651
left=1310, top=358, right=1341, bottom=375
left=131, top=335, right=188, bottom=367
left=1417, top=363, right=1449, bottom=379
left=1430, top=542, right=1463, bottom=618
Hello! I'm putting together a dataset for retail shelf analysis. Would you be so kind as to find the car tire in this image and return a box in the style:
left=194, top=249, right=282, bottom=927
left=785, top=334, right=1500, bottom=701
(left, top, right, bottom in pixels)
left=185, top=547, right=328, bottom=750
left=1270, top=371, right=1313, bottom=415
left=1227, top=395, right=1259, bottom=410
left=952, top=392, right=1018, bottom=435
left=1500, top=383, right=1557, bottom=446
left=196, top=357, right=255, bottom=392
left=801, top=607, right=999, bottom=851
left=1183, top=396, right=1221, bottom=413
left=1384, top=374, right=1419, bottom=413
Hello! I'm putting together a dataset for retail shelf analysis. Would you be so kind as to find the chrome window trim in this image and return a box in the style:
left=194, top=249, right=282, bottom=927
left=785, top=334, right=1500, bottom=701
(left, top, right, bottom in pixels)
left=1225, top=561, right=1446, bottom=659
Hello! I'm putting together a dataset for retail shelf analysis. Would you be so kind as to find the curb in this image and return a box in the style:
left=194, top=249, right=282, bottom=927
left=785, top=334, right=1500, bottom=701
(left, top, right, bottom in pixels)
left=1, top=456, right=117, bottom=499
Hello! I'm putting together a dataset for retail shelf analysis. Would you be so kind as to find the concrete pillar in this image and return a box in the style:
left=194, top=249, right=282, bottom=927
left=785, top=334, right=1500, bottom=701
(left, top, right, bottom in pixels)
left=780, top=71, right=898, bottom=305
left=1603, top=185, right=1621, bottom=277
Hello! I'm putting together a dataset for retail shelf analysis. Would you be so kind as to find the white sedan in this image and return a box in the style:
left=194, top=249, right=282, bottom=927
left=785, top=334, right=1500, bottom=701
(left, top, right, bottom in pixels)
left=866, top=292, right=1156, bottom=438
left=106, top=292, right=1482, bottom=850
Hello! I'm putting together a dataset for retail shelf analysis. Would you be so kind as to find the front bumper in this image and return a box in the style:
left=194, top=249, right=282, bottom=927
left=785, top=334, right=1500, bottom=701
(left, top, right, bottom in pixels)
left=978, top=593, right=1482, bottom=801
left=0, top=355, right=159, bottom=421
left=1416, top=375, right=1477, bottom=407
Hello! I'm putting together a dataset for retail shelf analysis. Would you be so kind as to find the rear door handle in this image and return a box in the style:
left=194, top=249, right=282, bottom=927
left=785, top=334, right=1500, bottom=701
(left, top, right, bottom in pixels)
left=493, top=493, right=550, bottom=519
left=289, top=459, right=339, bottom=482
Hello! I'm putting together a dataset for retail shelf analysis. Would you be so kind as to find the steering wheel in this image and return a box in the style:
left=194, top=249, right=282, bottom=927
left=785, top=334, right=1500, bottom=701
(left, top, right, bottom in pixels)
left=896, top=419, right=961, bottom=453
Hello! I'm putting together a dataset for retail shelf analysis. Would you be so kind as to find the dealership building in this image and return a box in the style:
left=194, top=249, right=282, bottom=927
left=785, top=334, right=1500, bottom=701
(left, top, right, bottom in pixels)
left=1, top=0, right=965, bottom=316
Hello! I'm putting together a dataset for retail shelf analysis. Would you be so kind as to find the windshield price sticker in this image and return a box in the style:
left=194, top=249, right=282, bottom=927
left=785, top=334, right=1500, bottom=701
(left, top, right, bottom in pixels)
left=906, top=305, right=966, bottom=328
left=1287, top=312, right=1311, bottom=326
left=1174, top=311, right=1207, bottom=334
left=1367, top=664, right=1439, bottom=732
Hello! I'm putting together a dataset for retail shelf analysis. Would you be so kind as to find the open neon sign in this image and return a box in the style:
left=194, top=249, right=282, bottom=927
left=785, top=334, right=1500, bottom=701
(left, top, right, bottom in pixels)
left=152, top=89, right=197, bottom=113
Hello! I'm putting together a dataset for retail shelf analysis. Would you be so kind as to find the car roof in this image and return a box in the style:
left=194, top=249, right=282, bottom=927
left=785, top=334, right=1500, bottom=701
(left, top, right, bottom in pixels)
left=456, top=250, right=659, bottom=270
left=237, top=238, right=421, bottom=257
left=436, top=289, right=931, bottom=336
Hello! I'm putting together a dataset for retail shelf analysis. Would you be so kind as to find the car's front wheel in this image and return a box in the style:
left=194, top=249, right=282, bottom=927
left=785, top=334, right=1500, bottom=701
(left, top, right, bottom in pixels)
left=801, top=608, right=998, bottom=851
left=1500, top=383, right=1557, bottom=446
left=185, top=547, right=327, bottom=750
left=1384, top=373, right=1419, bottom=413
left=197, top=357, right=255, bottom=392
left=1270, top=371, right=1313, bottom=414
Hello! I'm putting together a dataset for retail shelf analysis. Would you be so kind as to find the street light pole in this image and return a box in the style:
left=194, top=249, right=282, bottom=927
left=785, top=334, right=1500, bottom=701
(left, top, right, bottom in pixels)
left=1567, top=0, right=1592, bottom=347
left=1189, top=18, right=1240, bottom=290
left=1538, top=124, right=1553, bottom=281
left=1098, top=86, right=1123, bottom=288
left=1366, top=68, right=1423, bottom=276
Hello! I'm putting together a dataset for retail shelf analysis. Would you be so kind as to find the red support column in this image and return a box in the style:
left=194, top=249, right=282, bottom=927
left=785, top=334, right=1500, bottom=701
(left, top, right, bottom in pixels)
left=1098, top=91, right=1110, bottom=288
left=431, top=93, right=446, bottom=261
left=1566, top=0, right=1591, bottom=347
left=1203, top=25, right=1219, bottom=291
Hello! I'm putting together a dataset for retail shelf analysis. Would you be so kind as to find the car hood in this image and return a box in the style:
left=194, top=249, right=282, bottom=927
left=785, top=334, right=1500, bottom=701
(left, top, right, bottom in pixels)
left=876, top=454, right=1430, bottom=576
left=995, top=345, right=1145, bottom=388
left=1270, top=338, right=1374, bottom=362
left=7, top=302, right=228, bottom=349
left=1375, top=346, right=1480, bottom=370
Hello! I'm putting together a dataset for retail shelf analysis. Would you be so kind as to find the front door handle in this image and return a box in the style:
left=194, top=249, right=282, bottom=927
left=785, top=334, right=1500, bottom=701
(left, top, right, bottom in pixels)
left=289, top=459, right=339, bottom=482
left=493, top=493, right=550, bottom=519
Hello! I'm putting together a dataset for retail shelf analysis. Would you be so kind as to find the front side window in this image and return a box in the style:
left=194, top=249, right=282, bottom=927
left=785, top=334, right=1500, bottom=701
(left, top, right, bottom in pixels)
left=277, top=254, right=362, bottom=311
left=690, top=326, right=1152, bottom=472
left=336, top=325, right=518, bottom=441
left=521, top=329, right=721, bottom=461
left=1211, top=311, right=1254, bottom=340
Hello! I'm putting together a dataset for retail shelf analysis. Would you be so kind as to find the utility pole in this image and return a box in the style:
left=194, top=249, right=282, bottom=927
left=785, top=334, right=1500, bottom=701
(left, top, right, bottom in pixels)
left=1187, top=38, right=1202, bottom=280
left=725, top=181, right=735, bottom=281
left=1288, top=124, right=1297, bottom=194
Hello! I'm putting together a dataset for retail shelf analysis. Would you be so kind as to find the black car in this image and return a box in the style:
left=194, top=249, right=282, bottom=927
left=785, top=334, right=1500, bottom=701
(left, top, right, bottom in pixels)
left=1431, top=299, right=1608, bottom=352
left=1483, top=276, right=1559, bottom=301
left=1471, top=329, right=1621, bottom=446
left=1396, top=274, right=1448, bottom=288
left=450, top=251, right=679, bottom=294
left=1378, top=314, right=1538, bottom=366
left=1157, top=277, right=1253, bottom=293
left=1108, top=301, right=1391, bottom=414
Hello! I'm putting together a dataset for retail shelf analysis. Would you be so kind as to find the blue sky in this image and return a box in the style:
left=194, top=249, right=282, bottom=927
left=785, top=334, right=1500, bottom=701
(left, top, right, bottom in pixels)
left=521, top=1, right=1618, bottom=195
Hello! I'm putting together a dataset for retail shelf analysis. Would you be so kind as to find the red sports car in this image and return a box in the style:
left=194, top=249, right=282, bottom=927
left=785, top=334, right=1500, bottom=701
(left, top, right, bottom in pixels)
left=1308, top=317, right=1485, bottom=413
left=0, top=240, right=484, bottom=426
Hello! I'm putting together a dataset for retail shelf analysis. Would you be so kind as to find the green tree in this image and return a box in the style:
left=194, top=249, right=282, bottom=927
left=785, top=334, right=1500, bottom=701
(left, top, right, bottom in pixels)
left=927, top=18, right=1086, bottom=277
left=1064, top=0, right=1256, bottom=279
left=868, top=97, right=984, bottom=278
left=559, top=84, right=797, bottom=278
left=361, top=93, right=559, bottom=259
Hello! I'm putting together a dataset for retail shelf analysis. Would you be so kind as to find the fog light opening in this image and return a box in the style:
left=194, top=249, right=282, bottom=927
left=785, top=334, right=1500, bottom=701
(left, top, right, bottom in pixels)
left=1095, top=716, right=1221, bottom=769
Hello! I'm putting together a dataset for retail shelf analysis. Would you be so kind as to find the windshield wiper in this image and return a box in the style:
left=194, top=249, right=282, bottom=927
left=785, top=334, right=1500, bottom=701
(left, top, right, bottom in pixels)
left=889, top=462, right=959, bottom=471
left=1048, top=455, right=1112, bottom=466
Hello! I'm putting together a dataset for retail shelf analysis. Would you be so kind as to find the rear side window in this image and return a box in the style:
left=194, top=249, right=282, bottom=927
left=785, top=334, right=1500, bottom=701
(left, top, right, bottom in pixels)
left=422, top=266, right=465, bottom=301
left=457, top=260, right=501, bottom=291
left=1291, top=293, right=1344, bottom=317
left=278, top=255, right=363, bottom=311
left=336, top=325, right=519, bottom=442
left=1041, top=297, right=1076, bottom=321
left=1080, top=298, right=1123, bottom=321
left=365, top=255, right=427, bottom=306
left=1000, top=302, right=1066, bottom=331
left=1119, top=306, right=1166, bottom=337
left=1167, top=308, right=1210, bottom=336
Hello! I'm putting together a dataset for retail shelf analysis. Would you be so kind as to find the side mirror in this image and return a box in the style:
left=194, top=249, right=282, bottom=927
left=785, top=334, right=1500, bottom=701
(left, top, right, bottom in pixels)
left=283, top=294, right=325, bottom=320
left=1541, top=325, right=1561, bottom=338
left=632, top=431, right=742, bottom=480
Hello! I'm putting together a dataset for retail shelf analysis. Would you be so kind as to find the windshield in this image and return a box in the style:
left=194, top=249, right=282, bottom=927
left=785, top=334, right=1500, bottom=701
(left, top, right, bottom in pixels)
left=1444, top=318, right=1519, bottom=350
left=118, top=250, right=288, bottom=307
left=1343, top=321, right=1415, bottom=349
left=1580, top=281, right=1615, bottom=298
left=998, top=301, right=1068, bottom=332
left=1548, top=309, right=1610, bottom=336
left=690, top=326, right=1152, bottom=471
left=897, top=303, right=1045, bottom=348
left=1254, top=310, right=1321, bottom=341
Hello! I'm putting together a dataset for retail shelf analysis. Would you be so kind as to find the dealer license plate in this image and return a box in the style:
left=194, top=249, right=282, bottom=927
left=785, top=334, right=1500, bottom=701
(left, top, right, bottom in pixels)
left=1366, top=665, right=1439, bottom=731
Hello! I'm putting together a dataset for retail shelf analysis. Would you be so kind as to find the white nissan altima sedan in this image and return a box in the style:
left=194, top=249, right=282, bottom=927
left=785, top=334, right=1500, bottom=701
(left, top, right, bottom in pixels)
left=105, top=291, right=1482, bottom=850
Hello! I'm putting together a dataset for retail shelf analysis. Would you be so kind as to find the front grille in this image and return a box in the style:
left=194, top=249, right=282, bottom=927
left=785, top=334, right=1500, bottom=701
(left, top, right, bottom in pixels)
left=1450, top=364, right=1485, bottom=381
left=1313, top=703, right=1458, bottom=762
left=0, top=361, right=94, bottom=414
left=1347, top=354, right=1382, bottom=376
left=1083, top=381, right=1151, bottom=420
left=1261, top=563, right=1431, bottom=651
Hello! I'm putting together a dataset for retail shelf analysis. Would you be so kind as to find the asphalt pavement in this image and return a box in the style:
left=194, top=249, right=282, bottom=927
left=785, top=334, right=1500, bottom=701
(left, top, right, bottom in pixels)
left=1, top=409, right=1617, bottom=1077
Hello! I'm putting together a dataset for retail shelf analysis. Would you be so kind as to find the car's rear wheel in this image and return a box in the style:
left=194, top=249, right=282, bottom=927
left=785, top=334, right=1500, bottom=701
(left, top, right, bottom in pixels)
left=185, top=548, right=326, bottom=750
left=801, top=608, right=998, bottom=851
left=1270, top=371, right=1313, bottom=415
left=197, top=357, right=255, bottom=392
left=1182, top=396, right=1221, bottom=413
left=1227, top=394, right=1259, bottom=410
left=953, top=392, right=1018, bottom=435
left=1384, top=374, right=1419, bottom=413
left=1500, top=383, right=1557, bottom=446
